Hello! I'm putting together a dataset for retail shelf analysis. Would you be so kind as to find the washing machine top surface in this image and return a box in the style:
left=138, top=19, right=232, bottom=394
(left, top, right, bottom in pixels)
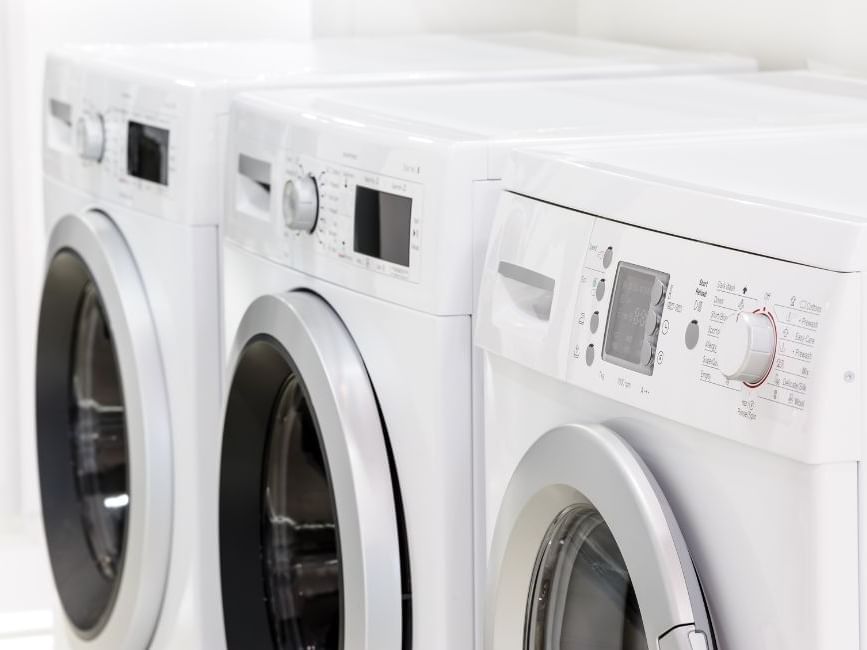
left=56, top=33, right=753, bottom=87
left=227, top=71, right=867, bottom=317
left=509, top=125, right=867, bottom=272
left=43, top=34, right=752, bottom=230
left=240, top=71, right=867, bottom=176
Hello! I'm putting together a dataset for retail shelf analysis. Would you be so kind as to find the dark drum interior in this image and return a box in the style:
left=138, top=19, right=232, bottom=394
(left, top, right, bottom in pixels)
left=36, top=250, right=130, bottom=635
left=219, top=332, right=412, bottom=649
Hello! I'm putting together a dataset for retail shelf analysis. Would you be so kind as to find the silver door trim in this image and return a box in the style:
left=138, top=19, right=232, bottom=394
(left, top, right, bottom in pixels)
left=227, top=291, right=403, bottom=648
left=486, top=423, right=712, bottom=650
left=45, top=211, right=173, bottom=648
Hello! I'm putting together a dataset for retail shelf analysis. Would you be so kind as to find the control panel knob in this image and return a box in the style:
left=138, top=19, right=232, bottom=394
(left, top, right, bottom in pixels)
left=75, top=112, right=105, bottom=162
left=282, top=175, right=319, bottom=232
left=718, top=311, right=776, bottom=385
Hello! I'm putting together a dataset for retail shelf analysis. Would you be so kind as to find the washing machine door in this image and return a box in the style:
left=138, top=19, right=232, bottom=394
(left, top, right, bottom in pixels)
left=220, top=292, right=406, bottom=650
left=36, top=211, right=173, bottom=647
left=487, top=424, right=714, bottom=650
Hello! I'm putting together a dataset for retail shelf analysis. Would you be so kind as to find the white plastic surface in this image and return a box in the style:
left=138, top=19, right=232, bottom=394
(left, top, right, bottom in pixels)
left=507, top=125, right=867, bottom=272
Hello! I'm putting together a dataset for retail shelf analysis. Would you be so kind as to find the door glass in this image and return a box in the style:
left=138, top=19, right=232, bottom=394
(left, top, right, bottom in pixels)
left=262, top=372, right=340, bottom=649
left=70, top=282, right=129, bottom=580
left=525, top=504, right=647, bottom=650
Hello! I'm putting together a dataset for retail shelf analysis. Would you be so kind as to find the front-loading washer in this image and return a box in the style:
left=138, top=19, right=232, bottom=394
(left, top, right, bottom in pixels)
left=477, top=127, right=867, bottom=649
left=222, top=72, right=867, bottom=650
left=37, top=34, right=756, bottom=650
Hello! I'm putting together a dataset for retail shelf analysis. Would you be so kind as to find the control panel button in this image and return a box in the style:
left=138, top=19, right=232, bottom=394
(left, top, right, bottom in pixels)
left=602, top=246, right=614, bottom=269
left=589, top=311, right=600, bottom=334
left=585, top=344, right=595, bottom=366
left=283, top=175, right=319, bottom=232
left=596, top=279, right=606, bottom=301
left=76, top=112, right=105, bottom=162
left=684, top=319, right=700, bottom=350
left=718, top=311, right=776, bottom=385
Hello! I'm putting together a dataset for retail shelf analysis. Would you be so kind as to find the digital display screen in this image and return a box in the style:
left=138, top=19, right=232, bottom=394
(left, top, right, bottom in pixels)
left=127, top=121, right=170, bottom=185
left=602, top=262, right=669, bottom=375
left=354, top=186, right=412, bottom=267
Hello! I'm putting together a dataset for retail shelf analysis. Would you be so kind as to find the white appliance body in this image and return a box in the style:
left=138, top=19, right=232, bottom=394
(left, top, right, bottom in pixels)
left=38, top=34, right=757, bottom=650
left=477, top=129, right=867, bottom=649
left=42, top=56, right=231, bottom=650
left=226, top=75, right=867, bottom=650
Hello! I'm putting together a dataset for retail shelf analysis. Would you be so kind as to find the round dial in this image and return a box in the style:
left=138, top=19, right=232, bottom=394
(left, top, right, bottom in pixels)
left=75, top=113, right=105, bottom=162
left=282, top=175, right=319, bottom=232
left=718, top=311, right=776, bottom=385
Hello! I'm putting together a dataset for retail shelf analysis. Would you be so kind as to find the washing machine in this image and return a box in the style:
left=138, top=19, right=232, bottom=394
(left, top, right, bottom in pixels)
left=221, top=73, right=867, bottom=650
left=35, top=34, right=756, bottom=650
left=477, top=126, right=867, bottom=649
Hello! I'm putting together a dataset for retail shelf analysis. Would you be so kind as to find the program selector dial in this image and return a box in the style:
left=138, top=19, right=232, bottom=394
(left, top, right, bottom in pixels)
left=75, top=112, right=105, bottom=162
left=718, top=311, right=776, bottom=385
left=282, top=175, right=319, bottom=232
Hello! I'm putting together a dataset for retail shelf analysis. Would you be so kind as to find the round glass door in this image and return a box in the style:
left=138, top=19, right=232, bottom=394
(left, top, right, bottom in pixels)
left=220, top=293, right=407, bottom=650
left=36, top=212, right=172, bottom=647
left=487, top=424, right=714, bottom=650
left=525, top=504, right=646, bottom=650
left=37, top=251, right=129, bottom=633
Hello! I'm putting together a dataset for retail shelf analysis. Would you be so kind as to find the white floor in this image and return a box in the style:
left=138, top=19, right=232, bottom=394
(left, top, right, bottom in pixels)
left=0, top=517, right=56, bottom=648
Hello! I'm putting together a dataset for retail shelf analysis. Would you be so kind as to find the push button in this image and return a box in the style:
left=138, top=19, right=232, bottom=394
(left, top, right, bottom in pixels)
left=596, top=279, right=606, bottom=301
left=685, top=319, right=700, bottom=350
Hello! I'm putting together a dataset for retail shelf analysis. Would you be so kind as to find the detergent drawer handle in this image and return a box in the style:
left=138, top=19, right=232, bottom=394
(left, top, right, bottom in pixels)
left=498, top=260, right=555, bottom=292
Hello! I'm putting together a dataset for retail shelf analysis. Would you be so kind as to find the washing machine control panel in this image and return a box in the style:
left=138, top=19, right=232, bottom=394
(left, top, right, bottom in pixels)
left=45, top=89, right=182, bottom=197
left=564, top=212, right=858, bottom=462
left=282, top=154, right=423, bottom=283
left=43, top=58, right=223, bottom=226
left=478, top=191, right=860, bottom=464
left=233, top=145, right=425, bottom=285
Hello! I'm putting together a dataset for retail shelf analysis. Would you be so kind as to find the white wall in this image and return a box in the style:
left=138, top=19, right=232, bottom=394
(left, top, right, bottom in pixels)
left=0, top=0, right=20, bottom=522
left=575, top=0, right=867, bottom=74
left=313, top=0, right=577, bottom=36
left=0, top=0, right=313, bottom=516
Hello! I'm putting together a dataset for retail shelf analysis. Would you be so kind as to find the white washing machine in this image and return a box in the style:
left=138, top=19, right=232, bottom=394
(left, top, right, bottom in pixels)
left=222, top=73, right=867, bottom=650
left=477, top=127, right=867, bottom=649
left=37, top=34, right=754, bottom=650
